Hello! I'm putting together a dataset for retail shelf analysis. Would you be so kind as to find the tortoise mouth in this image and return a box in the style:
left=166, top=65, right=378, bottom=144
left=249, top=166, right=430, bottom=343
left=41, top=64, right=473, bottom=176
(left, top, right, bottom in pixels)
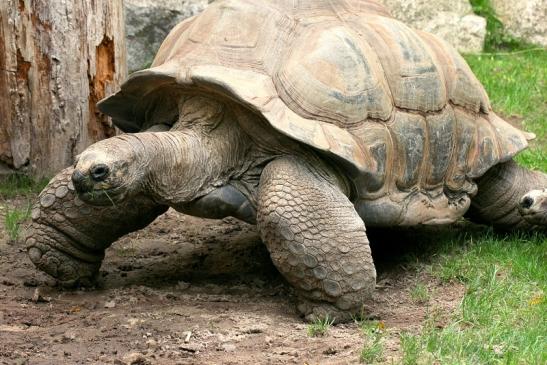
left=79, top=187, right=128, bottom=206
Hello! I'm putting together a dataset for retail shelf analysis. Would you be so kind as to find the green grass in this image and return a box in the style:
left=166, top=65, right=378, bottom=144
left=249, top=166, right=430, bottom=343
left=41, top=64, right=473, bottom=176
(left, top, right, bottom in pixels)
left=307, top=315, right=334, bottom=337
left=409, top=282, right=430, bottom=304
left=1, top=174, right=46, bottom=242
left=0, top=174, right=49, bottom=199
left=464, top=49, right=547, bottom=171
left=468, top=0, right=546, bottom=171
left=359, top=320, right=385, bottom=363
left=400, top=233, right=546, bottom=364
left=4, top=204, right=31, bottom=242
left=397, top=22, right=547, bottom=363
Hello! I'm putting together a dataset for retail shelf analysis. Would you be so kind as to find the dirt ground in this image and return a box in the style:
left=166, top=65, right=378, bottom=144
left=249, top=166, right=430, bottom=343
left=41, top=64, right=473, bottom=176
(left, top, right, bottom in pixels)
left=0, top=199, right=465, bottom=365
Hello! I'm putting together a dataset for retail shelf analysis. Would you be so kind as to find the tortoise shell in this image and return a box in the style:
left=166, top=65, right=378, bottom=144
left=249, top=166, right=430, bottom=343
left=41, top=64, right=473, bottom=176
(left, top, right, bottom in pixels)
left=98, top=0, right=532, bottom=226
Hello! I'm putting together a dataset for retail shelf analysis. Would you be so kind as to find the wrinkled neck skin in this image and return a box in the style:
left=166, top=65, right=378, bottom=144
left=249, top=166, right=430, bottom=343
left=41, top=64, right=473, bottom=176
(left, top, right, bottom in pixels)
left=137, top=110, right=253, bottom=208
left=107, top=96, right=349, bottom=221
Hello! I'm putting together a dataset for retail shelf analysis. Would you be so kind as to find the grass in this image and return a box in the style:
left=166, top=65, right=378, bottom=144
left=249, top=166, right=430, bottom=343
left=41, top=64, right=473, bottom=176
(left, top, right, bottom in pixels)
left=409, top=282, right=430, bottom=304
left=359, top=320, right=385, bottom=363
left=400, top=232, right=546, bottom=364
left=0, top=174, right=49, bottom=199
left=307, top=316, right=334, bottom=337
left=4, top=204, right=31, bottom=242
left=1, top=174, right=47, bottom=242
left=467, top=0, right=546, bottom=172
left=395, top=12, right=547, bottom=363
left=464, top=50, right=547, bottom=171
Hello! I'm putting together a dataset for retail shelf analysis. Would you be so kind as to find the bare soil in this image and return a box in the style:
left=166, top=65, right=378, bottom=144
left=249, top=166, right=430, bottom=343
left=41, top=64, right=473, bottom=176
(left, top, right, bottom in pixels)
left=0, top=199, right=465, bottom=365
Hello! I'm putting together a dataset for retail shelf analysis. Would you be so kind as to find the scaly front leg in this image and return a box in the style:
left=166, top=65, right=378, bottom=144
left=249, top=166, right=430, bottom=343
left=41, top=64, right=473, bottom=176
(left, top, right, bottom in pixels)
left=257, top=157, right=376, bottom=322
left=26, top=167, right=167, bottom=286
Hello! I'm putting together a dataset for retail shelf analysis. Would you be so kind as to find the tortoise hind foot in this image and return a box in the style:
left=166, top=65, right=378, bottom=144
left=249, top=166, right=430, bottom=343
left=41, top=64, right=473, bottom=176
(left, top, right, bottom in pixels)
left=257, top=157, right=376, bottom=324
left=519, top=189, right=547, bottom=227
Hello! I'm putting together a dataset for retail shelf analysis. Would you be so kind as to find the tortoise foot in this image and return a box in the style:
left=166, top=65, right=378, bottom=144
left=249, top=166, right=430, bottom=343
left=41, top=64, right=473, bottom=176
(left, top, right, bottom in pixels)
left=297, top=298, right=360, bottom=324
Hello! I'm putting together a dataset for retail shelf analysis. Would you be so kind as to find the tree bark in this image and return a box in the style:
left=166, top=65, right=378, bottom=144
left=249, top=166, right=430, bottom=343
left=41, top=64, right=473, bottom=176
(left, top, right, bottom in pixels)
left=0, top=0, right=126, bottom=178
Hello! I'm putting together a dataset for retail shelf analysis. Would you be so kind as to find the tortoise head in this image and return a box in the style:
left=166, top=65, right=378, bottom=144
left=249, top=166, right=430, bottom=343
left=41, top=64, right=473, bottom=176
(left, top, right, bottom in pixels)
left=72, top=135, right=144, bottom=206
left=519, top=189, right=547, bottom=226
left=72, top=97, right=251, bottom=208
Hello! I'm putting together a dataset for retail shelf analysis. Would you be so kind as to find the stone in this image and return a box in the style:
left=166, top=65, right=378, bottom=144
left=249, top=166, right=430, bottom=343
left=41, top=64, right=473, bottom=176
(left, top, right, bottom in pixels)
left=379, top=0, right=486, bottom=53
left=124, top=0, right=209, bottom=72
left=124, top=0, right=487, bottom=70
left=176, top=280, right=190, bottom=290
left=121, top=352, right=151, bottom=365
left=104, top=300, right=116, bottom=308
left=491, top=0, right=547, bottom=47
left=221, top=343, right=237, bottom=352
left=145, top=339, right=158, bottom=349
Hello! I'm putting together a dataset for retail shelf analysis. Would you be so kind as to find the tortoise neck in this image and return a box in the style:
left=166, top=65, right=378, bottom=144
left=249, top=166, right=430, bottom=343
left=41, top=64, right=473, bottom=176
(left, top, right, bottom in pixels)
left=137, top=119, right=251, bottom=206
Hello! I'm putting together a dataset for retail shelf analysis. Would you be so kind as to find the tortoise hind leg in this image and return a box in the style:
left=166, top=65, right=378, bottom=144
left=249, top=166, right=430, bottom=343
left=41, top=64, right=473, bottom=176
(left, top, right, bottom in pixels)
left=467, top=160, right=547, bottom=230
left=257, top=157, right=376, bottom=323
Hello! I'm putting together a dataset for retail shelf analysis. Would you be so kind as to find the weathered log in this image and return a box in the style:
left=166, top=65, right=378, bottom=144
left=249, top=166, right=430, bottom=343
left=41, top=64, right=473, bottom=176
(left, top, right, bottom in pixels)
left=0, top=0, right=126, bottom=178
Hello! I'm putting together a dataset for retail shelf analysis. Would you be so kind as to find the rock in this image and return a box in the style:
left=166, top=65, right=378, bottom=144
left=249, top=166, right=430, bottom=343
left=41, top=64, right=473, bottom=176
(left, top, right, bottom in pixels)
left=23, top=278, right=40, bottom=287
left=176, top=280, right=190, bottom=291
left=124, top=0, right=209, bottom=72
left=178, top=343, right=201, bottom=353
left=104, top=300, right=116, bottom=308
left=61, top=331, right=76, bottom=343
left=121, top=352, right=151, bottom=365
left=379, top=0, right=486, bottom=53
left=31, top=288, right=51, bottom=303
left=220, top=343, right=237, bottom=352
left=183, top=330, right=192, bottom=343
left=491, top=0, right=547, bottom=47
left=145, top=339, right=158, bottom=349
left=124, top=0, right=487, bottom=71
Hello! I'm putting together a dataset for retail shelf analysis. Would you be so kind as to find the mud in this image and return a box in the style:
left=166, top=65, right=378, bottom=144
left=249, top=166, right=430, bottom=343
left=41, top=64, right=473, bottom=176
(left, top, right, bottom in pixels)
left=0, top=199, right=465, bottom=365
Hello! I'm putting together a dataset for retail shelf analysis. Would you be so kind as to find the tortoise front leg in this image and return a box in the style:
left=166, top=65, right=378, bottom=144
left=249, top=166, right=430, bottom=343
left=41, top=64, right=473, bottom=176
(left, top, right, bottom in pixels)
left=26, top=167, right=167, bottom=286
left=257, top=157, right=376, bottom=323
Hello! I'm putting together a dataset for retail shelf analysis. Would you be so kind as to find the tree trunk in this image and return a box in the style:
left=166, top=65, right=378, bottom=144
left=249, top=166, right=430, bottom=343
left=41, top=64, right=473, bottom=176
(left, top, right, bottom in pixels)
left=0, top=0, right=126, bottom=178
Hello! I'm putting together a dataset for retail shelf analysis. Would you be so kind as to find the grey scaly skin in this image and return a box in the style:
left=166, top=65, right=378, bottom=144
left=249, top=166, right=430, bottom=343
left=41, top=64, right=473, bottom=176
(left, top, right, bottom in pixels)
left=257, top=157, right=376, bottom=322
left=26, top=168, right=167, bottom=287
left=466, top=160, right=547, bottom=230
left=26, top=98, right=547, bottom=321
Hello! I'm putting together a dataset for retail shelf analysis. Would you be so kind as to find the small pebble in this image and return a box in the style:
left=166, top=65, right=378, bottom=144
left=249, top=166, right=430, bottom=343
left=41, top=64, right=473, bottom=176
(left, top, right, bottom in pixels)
left=221, top=343, right=236, bottom=352
left=31, top=288, right=51, bottom=303
left=104, top=300, right=116, bottom=308
left=176, top=281, right=190, bottom=290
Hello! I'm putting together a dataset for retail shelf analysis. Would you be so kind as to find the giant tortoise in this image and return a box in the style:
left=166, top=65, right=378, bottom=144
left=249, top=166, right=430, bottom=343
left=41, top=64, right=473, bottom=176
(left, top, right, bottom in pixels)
left=26, top=0, right=547, bottom=321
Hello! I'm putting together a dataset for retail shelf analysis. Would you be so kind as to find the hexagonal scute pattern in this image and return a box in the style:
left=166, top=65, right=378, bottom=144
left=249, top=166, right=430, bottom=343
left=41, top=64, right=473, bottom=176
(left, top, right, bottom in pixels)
left=257, top=157, right=376, bottom=321
left=25, top=167, right=167, bottom=286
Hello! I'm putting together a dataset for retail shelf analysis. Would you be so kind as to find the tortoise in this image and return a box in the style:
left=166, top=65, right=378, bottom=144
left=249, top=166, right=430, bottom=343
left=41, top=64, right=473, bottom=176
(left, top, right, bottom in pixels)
left=26, top=0, right=547, bottom=321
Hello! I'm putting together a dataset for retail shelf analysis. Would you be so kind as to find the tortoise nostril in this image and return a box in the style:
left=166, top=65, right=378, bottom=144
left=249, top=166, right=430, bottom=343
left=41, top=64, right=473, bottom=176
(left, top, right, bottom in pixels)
left=90, top=164, right=110, bottom=182
left=521, top=196, right=534, bottom=209
left=71, top=170, right=87, bottom=191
